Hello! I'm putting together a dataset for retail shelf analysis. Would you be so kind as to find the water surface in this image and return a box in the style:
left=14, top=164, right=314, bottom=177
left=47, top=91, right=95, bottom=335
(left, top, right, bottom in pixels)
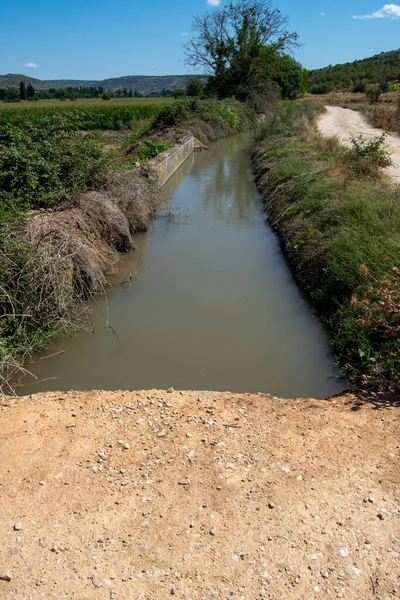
left=20, top=133, right=345, bottom=398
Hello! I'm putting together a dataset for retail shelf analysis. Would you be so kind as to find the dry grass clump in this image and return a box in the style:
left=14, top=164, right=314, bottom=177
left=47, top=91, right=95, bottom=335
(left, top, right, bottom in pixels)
left=0, top=213, right=113, bottom=394
left=81, top=192, right=132, bottom=252
left=23, top=209, right=115, bottom=302
left=106, top=169, right=158, bottom=232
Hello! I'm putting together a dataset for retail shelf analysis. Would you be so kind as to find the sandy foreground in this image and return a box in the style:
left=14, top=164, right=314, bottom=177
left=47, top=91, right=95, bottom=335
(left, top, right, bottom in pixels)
left=0, top=389, right=398, bottom=600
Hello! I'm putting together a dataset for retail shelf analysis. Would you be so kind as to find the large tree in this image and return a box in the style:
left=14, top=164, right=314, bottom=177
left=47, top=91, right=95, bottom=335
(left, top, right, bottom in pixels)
left=183, top=0, right=299, bottom=100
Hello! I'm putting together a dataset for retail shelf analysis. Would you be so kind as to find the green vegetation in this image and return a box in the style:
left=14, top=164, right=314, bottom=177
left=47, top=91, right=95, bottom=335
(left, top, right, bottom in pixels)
left=0, top=96, right=173, bottom=109
left=309, top=49, right=400, bottom=93
left=133, top=140, right=172, bottom=163
left=253, top=103, right=400, bottom=388
left=348, top=134, right=392, bottom=177
left=0, top=126, right=107, bottom=221
left=154, top=97, right=254, bottom=130
left=0, top=102, right=164, bottom=132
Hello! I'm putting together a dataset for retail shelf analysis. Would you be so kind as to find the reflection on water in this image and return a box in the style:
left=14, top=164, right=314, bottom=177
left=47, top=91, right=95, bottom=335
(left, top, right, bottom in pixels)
left=19, top=133, right=346, bottom=398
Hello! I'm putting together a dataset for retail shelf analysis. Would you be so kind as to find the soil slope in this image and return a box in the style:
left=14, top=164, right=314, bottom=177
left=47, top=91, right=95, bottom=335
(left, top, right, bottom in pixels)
left=0, top=389, right=399, bottom=599
left=317, top=105, right=400, bottom=181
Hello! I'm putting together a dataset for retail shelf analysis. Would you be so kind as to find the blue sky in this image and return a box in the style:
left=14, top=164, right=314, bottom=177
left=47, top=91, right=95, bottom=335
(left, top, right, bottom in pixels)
left=0, top=0, right=399, bottom=80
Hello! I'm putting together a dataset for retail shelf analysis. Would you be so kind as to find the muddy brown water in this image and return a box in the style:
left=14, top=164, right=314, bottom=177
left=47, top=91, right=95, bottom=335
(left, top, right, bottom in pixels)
left=19, top=133, right=346, bottom=398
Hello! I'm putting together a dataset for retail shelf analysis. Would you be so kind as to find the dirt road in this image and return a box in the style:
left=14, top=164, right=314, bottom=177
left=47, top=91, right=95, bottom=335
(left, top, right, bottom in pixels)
left=317, top=106, right=400, bottom=181
left=0, top=389, right=399, bottom=599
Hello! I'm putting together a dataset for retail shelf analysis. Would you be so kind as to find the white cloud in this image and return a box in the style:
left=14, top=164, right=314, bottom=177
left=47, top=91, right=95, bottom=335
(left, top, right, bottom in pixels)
left=353, top=3, right=400, bottom=19
left=180, top=32, right=188, bottom=36
left=207, top=0, right=221, bottom=6
left=24, top=62, right=38, bottom=68
left=320, top=12, right=325, bottom=16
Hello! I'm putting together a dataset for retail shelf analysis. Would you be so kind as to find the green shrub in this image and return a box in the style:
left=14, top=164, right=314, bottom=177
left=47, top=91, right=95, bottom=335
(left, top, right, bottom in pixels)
left=0, top=125, right=107, bottom=220
left=154, top=97, right=255, bottom=130
left=132, top=139, right=172, bottom=163
left=348, top=134, right=392, bottom=178
left=365, top=86, right=382, bottom=105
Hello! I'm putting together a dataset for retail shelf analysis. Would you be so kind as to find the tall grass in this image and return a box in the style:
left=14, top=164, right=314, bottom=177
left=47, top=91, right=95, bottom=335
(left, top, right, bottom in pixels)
left=253, top=103, right=400, bottom=388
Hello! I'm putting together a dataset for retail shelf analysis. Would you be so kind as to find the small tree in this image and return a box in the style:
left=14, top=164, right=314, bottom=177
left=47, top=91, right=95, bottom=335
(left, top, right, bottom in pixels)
left=101, top=91, right=113, bottom=100
left=172, top=88, right=186, bottom=98
left=365, top=86, right=382, bottom=105
left=19, top=81, right=27, bottom=100
left=26, top=83, right=35, bottom=100
left=186, top=78, right=205, bottom=97
left=352, top=79, right=366, bottom=94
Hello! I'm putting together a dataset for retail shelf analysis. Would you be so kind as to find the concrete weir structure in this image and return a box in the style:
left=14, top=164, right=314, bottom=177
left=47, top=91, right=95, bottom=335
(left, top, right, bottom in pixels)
left=150, top=135, right=195, bottom=188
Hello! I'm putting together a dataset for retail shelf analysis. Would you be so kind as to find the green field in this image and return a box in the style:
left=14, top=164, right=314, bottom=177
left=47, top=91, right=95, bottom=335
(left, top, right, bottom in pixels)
left=0, top=96, right=174, bottom=110
left=0, top=100, right=169, bottom=131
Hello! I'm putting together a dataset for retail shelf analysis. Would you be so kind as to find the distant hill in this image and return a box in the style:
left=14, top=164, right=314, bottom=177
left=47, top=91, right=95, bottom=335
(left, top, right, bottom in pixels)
left=0, top=73, right=207, bottom=94
left=0, top=73, right=45, bottom=88
left=309, top=49, right=400, bottom=92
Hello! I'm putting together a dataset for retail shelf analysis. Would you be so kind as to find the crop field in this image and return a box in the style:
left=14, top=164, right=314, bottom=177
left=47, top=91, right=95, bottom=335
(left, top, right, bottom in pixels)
left=0, top=96, right=174, bottom=110
left=0, top=100, right=170, bottom=131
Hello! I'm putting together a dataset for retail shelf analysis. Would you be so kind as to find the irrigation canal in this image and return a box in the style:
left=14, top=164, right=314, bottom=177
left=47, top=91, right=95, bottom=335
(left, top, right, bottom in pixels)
left=20, top=133, right=346, bottom=398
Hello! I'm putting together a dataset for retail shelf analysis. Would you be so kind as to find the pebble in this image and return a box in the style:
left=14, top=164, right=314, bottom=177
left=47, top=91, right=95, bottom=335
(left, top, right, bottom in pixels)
left=281, top=467, right=290, bottom=473
left=178, top=480, right=190, bottom=485
left=268, top=502, right=275, bottom=509
left=377, top=513, right=384, bottom=520
left=14, top=523, right=21, bottom=531
left=167, top=388, right=174, bottom=393
left=309, top=554, right=318, bottom=561
left=123, top=443, right=130, bottom=450
left=39, top=481, right=46, bottom=486
left=0, top=574, right=11, bottom=582
left=210, top=528, right=216, bottom=536
left=347, top=566, right=361, bottom=578
left=339, top=548, right=349, bottom=558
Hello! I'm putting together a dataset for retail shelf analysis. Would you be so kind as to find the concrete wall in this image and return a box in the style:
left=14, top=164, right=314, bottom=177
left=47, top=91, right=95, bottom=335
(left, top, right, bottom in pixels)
left=150, top=136, right=195, bottom=189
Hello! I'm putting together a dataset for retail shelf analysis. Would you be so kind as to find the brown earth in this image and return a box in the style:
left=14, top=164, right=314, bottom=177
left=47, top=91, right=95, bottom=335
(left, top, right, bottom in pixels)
left=0, top=389, right=399, bottom=600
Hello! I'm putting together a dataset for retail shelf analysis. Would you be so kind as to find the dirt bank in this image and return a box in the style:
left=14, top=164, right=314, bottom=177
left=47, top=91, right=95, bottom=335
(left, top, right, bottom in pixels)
left=0, top=389, right=398, bottom=599
left=317, top=106, right=400, bottom=181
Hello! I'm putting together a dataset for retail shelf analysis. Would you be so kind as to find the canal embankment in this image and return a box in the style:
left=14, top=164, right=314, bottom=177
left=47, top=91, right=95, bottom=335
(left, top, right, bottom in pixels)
left=252, top=102, right=400, bottom=390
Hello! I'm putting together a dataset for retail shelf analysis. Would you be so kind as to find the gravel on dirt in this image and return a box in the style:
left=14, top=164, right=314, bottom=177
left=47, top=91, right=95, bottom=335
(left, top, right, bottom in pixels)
left=0, top=389, right=398, bottom=599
